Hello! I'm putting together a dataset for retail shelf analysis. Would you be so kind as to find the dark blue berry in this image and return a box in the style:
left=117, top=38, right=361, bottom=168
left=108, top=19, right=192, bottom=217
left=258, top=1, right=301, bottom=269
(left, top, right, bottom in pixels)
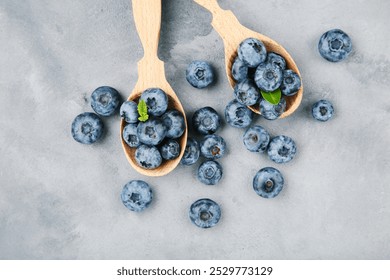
left=192, top=107, right=221, bottom=135
left=259, top=97, right=286, bottom=120
left=267, top=135, right=297, bottom=164
left=197, top=160, right=223, bottom=185
left=91, top=86, right=120, bottom=117
left=140, top=88, right=168, bottom=117
left=161, top=109, right=185, bottom=139
left=243, top=125, right=270, bottom=153
left=225, top=99, right=253, bottom=128
left=122, top=123, right=140, bottom=148
left=238, top=38, right=267, bottom=68
left=312, top=100, right=334, bottom=122
left=233, top=79, right=260, bottom=106
left=137, top=118, right=167, bottom=146
left=189, top=198, right=221, bottom=228
left=181, top=138, right=200, bottom=166
left=71, top=112, right=104, bottom=144
left=254, top=62, right=283, bottom=92
left=135, top=145, right=162, bottom=169
left=253, top=167, right=284, bottom=198
left=200, top=134, right=226, bottom=159
left=121, top=180, right=153, bottom=212
left=160, top=139, right=180, bottom=160
left=266, top=52, right=286, bottom=70
left=318, top=29, right=352, bottom=62
left=280, top=70, right=301, bottom=96
left=186, top=61, right=214, bottom=89
left=231, top=57, right=249, bottom=82
left=120, top=101, right=139, bottom=123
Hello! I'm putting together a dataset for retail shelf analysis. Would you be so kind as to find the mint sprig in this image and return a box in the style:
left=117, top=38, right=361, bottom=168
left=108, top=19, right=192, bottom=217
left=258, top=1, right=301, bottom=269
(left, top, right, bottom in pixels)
left=260, top=88, right=281, bottom=105
left=137, top=99, right=149, bottom=122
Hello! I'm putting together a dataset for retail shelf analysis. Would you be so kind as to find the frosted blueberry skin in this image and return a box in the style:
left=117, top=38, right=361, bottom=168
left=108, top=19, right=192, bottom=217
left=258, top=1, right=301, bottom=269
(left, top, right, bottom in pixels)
left=186, top=61, right=214, bottom=89
left=200, top=134, right=226, bottom=160
left=259, top=97, right=286, bottom=120
left=160, top=139, right=180, bottom=160
left=192, top=107, right=221, bottom=135
left=161, top=109, right=185, bottom=139
left=122, top=123, right=140, bottom=148
left=135, top=145, right=162, bottom=169
left=189, top=199, right=221, bottom=228
left=238, top=38, right=267, bottom=68
left=266, top=52, right=286, bottom=70
left=312, top=100, right=334, bottom=122
left=71, top=112, right=104, bottom=144
left=233, top=79, right=260, bottom=106
left=121, top=180, right=153, bottom=212
left=280, top=70, right=301, bottom=96
left=267, top=135, right=297, bottom=164
left=91, top=86, right=121, bottom=117
left=318, top=29, right=352, bottom=62
left=225, top=99, right=253, bottom=128
left=253, top=167, right=284, bottom=198
left=254, top=61, right=284, bottom=92
left=197, top=160, right=223, bottom=185
left=181, top=138, right=200, bottom=166
left=243, top=125, right=270, bottom=153
left=137, top=118, right=167, bottom=146
left=120, top=101, right=139, bottom=123
left=140, top=88, right=168, bottom=117
left=231, top=57, right=249, bottom=82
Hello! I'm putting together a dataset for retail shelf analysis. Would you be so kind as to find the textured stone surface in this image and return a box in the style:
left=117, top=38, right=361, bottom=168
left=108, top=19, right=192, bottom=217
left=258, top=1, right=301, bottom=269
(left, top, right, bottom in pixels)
left=0, top=0, right=389, bottom=259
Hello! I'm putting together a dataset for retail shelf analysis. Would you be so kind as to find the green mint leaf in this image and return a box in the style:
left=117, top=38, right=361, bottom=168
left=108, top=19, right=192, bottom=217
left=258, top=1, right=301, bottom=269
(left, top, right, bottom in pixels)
left=260, top=88, right=281, bottom=105
left=137, top=99, right=149, bottom=122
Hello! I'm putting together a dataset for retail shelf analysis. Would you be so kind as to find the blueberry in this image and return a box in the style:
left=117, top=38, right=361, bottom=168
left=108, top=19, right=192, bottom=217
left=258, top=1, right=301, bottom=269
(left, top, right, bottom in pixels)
left=186, top=61, right=214, bottom=89
left=231, top=57, right=249, bottom=82
left=280, top=70, right=301, bottom=96
left=318, top=29, right=352, bottom=62
left=238, top=38, right=267, bottom=68
left=90, top=86, right=120, bottom=117
left=192, top=107, right=221, bottom=135
left=140, top=88, right=168, bottom=117
left=135, top=145, right=162, bottom=169
left=189, top=198, right=221, bottom=228
left=137, top=118, right=167, bottom=146
left=266, top=52, right=286, bottom=70
left=233, top=79, right=260, bottom=106
left=243, top=125, right=270, bottom=153
left=122, top=123, right=140, bottom=148
left=197, top=160, right=223, bottom=185
left=161, top=109, right=185, bottom=139
left=254, top=62, right=283, bottom=92
left=312, top=100, right=334, bottom=122
left=225, top=99, right=253, bottom=128
left=121, top=180, right=153, bottom=212
left=120, top=101, right=139, bottom=123
left=71, top=112, right=104, bottom=144
left=267, top=135, right=297, bottom=164
left=160, top=139, right=180, bottom=160
left=259, top=97, right=286, bottom=120
left=200, top=134, right=226, bottom=159
left=253, top=167, right=284, bottom=198
left=180, top=138, right=200, bottom=166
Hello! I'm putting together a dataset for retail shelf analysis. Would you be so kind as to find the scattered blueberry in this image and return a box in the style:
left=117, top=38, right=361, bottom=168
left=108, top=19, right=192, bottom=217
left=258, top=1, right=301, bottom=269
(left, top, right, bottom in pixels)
left=280, top=70, right=301, bottom=96
left=90, top=86, right=120, bottom=117
left=189, top=198, right=221, bottom=228
left=122, top=123, right=140, bottom=148
left=140, top=88, right=168, bottom=117
left=233, top=79, right=260, bottom=106
left=192, top=107, right=221, bottom=135
left=238, top=38, right=267, bottom=68
left=225, top=99, right=253, bottom=128
left=266, top=52, right=286, bottom=70
left=259, top=97, right=286, bottom=120
left=253, top=167, right=284, bottom=198
left=181, top=138, right=200, bottom=166
left=137, top=118, right=167, bottom=146
left=267, top=135, right=297, bottom=164
left=243, top=125, right=270, bottom=153
left=318, top=29, right=352, bottom=62
left=186, top=61, right=214, bottom=89
left=71, top=112, right=104, bottom=144
left=200, top=134, right=226, bottom=159
left=121, top=180, right=153, bottom=212
left=135, top=145, right=162, bottom=169
left=120, top=100, right=139, bottom=123
left=197, top=160, right=223, bottom=185
left=160, top=139, right=181, bottom=160
left=254, top=62, right=283, bottom=92
left=161, top=109, right=186, bottom=139
left=312, top=100, right=334, bottom=122
left=231, top=57, right=249, bottom=82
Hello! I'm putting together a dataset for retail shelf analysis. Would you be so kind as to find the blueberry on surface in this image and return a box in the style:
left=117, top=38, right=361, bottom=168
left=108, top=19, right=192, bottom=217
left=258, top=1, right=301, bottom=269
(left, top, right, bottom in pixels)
left=266, top=52, right=286, bottom=70
left=137, top=118, right=167, bottom=146
left=233, top=79, right=260, bottom=106
left=135, top=145, right=162, bottom=169
left=267, top=135, right=297, bottom=164
left=312, top=100, right=334, bottom=122
left=200, top=134, right=226, bottom=159
left=140, top=88, right=168, bottom=117
left=186, top=61, right=214, bottom=89
left=161, top=109, right=185, bottom=139
left=253, top=167, right=284, bottom=198
left=91, top=86, right=120, bottom=117
left=121, top=180, right=153, bottom=212
left=189, top=198, right=221, bottom=228
left=120, top=101, right=139, bottom=123
left=280, top=70, right=301, bottom=96
left=160, top=139, right=180, bottom=160
left=197, top=160, right=223, bottom=185
left=243, top=125, right=270, bottom=153
left=238, top=38, right=267, bottom=68
left=181, top=138, right=200, bottom=166
left=231, top=57, right=249, bottom=82
left=192, top=107, right=221, bottom=135
left=318, top=29, right=352, bottom=62
left=122, top=123, right=140, bottom=148
left=259, top=97, right=286, bottom=120
left=225, top=99, right=253, bottom=128
left=254, top=62, right=283, bottom=92
left=71, top=112, right=104, bottom=144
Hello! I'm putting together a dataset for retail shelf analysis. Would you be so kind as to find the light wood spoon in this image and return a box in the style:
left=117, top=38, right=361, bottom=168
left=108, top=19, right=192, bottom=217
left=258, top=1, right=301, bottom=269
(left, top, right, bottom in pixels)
left=120, top=0, right=188, bottom=177
left=194, top=0, right=303, bottom=118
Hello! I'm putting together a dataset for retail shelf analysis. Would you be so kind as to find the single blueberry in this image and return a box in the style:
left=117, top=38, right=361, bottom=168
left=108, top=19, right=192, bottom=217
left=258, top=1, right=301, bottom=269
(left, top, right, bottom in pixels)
left=238, top=38, right=267, bottom=68
left=192, top=107, right=221, bottom=135
left=71, top=112, right=104, bottom=144
left=233, top=79, right=260, bottom=106
left=121, top=180, right=153, bottom=212
left=200, top=134, right=226, bottom=159
left=161, top=109, right=185, bottom=139
left=160, top=139, right=181, bottom=160
left=253, top=167, right=284, bottom=198
left=312, top=100, right=334, bottom=122
left=135, top=145, right=162, bottom=169
left=140, top=88, right=168, bottom=117
left=186, top=61, right=214, bottom=89
left=231, top=57, right=249, bottom=82
left=180, top=138, right=200, bottom=166
left=267, top=135, right=297, bottom=164
left=243, top=125, right=270, bottom=153
left=120, top=101, right=139, bottom=123
left=225, top=99, right=253, bottom=128
left=197, top=160, right=223, bottom=185
left=90, top=86, right=120, bottom=117
left=137, top=118, right=167, bottom=146
left=280, top=70, right=301, bottom=96
left=266, top=52, right=286, bottom=70
left=122, top=123, right=140, bottom=148
left=254, top=62, right=283, bottom=92
left=318, top=29, right=352, bottom=62
left=259, top=97, right=286, bottom=120
left=189, top=198, right=221, bottom=228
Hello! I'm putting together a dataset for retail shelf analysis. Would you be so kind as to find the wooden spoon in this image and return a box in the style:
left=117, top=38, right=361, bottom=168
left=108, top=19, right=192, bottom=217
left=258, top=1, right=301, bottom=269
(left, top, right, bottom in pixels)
left=120, top=0, right=188, bottom=177
left=194, top=0, right=303, bottom=118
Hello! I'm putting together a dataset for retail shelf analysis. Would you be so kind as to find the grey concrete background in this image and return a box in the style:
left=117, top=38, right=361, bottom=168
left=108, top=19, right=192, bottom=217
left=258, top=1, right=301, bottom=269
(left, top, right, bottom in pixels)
left=0, top=0, right=389, bottom=259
